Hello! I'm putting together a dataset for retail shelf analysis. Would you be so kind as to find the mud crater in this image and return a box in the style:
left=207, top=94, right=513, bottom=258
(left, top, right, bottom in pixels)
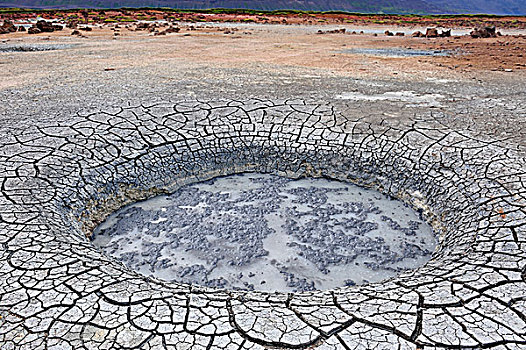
left=92, top=173, right=436, bottom=292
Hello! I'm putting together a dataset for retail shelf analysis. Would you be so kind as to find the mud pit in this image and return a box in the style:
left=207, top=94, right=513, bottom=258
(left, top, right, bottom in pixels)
left=93, top=173, right=436, bottom=292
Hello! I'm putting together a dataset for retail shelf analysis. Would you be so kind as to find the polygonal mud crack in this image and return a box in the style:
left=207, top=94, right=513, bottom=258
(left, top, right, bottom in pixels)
left=0, top=99, right=525, bottom=349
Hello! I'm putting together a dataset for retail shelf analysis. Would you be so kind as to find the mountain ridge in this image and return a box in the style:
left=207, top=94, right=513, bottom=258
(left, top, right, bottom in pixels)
left=0, top=0, right=525, bottom=15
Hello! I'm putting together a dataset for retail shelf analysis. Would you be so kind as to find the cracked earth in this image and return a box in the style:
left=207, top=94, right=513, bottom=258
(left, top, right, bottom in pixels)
left=0, top=22, right=526, bottom=349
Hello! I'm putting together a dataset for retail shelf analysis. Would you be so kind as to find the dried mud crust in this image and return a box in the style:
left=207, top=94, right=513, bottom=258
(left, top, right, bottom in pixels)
left=0, top=99, right=525, bottom=349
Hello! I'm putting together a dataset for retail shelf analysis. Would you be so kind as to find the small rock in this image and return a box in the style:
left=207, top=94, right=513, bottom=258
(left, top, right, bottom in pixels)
left=440, top=29, right=451, bottom=37
left=28, top=27, right=42, bottom=35
left=0, top=20, right=17, bottom=34
left=317, top=28, right=346, bottom=35
left=36, top=20, right=55, bottom=33
left=165, top=27, right=180, bottom=33
left=470, top=26, right=497, bottom=38
left=425, top=28, right=439, bottom=38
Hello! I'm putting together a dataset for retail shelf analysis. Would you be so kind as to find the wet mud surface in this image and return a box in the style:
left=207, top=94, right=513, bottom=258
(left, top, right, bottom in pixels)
left=93, top=174, right=435, bottom=292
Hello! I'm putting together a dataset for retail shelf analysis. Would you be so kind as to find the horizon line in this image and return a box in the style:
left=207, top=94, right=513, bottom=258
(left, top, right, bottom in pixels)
left=1, top=6, right=525, bottom=17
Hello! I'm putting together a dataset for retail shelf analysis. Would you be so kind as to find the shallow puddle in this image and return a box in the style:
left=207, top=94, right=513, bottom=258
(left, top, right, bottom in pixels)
left=0, top=44, right=75, bottom=52
left=339, top=47, right=451, bottom=57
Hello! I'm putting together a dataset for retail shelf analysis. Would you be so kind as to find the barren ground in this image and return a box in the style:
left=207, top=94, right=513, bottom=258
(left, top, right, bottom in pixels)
left=1, top=20, right=525, bottom=148
left=1, top=22, right=526, bottom=88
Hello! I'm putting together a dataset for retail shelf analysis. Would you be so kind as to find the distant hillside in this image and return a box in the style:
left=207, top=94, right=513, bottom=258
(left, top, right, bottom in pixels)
left=425, top=0, right=526, bottom=16
left=0, top=0, right=525, bottom=15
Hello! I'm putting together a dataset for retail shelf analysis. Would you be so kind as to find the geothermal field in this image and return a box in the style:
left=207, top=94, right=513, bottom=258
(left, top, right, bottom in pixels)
left=1, top=8, right=526, bottom=350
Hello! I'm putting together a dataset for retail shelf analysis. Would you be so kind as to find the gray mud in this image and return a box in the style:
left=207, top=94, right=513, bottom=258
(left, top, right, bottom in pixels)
left=92, top=173, right=436, bottom=292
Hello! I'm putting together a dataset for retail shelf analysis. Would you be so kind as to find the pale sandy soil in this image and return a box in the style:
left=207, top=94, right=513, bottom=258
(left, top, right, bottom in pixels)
left=1, top=23, right=525, bottom=91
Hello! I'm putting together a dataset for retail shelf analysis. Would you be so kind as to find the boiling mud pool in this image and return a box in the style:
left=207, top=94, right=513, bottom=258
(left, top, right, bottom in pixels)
left=92, top=173, right=437, bottom=292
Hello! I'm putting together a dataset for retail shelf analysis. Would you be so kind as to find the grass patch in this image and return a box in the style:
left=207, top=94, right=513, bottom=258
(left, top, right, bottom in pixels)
left=0, top=6, right=524, bottom=21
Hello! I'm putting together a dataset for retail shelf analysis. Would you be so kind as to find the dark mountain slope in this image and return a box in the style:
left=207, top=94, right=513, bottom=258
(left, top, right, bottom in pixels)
left=426, top=0, right=526, bottom=15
